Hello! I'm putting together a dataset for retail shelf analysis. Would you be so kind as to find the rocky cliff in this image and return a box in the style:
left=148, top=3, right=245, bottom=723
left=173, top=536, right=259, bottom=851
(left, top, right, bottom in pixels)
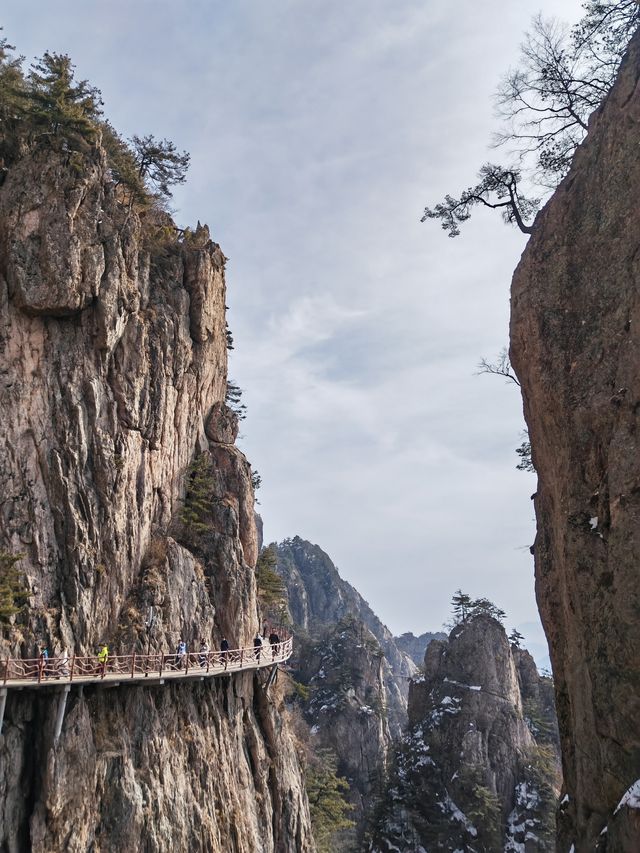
left=394, top=630, right=447, bottom=667
left=273, top=537, right=413, bottom=849
left=369, top=615, right=559, bottom=852
left=295, top=616, right=390, bottom=850
left=0, top=139, right=314, bottom=851
left=274, top=537, right=415, bottom=734
left=510, top=25, right=640, bottom=852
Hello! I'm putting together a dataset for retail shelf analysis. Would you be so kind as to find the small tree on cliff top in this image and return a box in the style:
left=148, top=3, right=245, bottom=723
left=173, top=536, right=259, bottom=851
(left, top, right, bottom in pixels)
left=0, top=32, right=190, bottom=211
left=131, top=133, right=190, bottom=202
left=450, top=591, right=506, bottom=626
left=451, top=589, right=473, bottom=623
left=28, top=52, right=102, bottom=140
left=508, top=628, right=525, bottom=647
left=423, top=2, right=640, bottom=236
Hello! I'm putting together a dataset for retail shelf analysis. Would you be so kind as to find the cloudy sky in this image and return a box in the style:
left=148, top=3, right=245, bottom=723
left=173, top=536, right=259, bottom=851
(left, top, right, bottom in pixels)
left=5, top=1, right=584, bottom=657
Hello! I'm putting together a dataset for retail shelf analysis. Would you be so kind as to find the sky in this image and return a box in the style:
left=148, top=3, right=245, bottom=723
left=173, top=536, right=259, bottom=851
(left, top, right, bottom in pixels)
left=3, top=1, right=585, bottom=661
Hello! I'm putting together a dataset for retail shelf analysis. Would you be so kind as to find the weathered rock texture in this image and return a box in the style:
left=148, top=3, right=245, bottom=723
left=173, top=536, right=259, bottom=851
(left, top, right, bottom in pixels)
left=274, top=537, right=413, bottom=849
left=0, top=141, right=314, bottom=851
left=510, top=26, right=640, bottom=852
left=274, top=537, right=415, bottom=735
left=295, top=617, right=390, bottom=850
left=393, top=630, right=447, bottom=667
left=370, top=616, right=559, bottom=852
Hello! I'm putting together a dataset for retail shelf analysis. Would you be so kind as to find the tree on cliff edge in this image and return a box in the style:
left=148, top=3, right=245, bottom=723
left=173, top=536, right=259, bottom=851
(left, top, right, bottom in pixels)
left=28, top=52, right=102, bottom=140
left=131, top=133, right=190, bottom=202
left=423, top=1, right=640, bottom=236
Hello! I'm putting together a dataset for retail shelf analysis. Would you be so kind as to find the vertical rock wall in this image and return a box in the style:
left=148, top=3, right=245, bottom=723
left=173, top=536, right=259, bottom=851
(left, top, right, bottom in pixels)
left=510, top=28, right=640, bottom=851
left=370, top=616, right=559, bottom=852
left=0, top=142, right=314, bottom=851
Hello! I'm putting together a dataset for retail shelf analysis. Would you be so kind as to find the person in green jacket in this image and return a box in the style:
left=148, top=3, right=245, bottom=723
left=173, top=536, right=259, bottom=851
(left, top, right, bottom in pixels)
left=97, top=643, right=109, bottom=676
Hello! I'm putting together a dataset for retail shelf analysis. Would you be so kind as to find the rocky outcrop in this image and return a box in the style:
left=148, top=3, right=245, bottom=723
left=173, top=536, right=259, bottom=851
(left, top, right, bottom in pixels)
left=0, top=140, right=314, bottom=851
left=510, top=26, right=640, bottom=852
left=274, top=537, right=415, bottom=735
left=297, top=617, right=390, bottom=849
left=394, top=630, right=447, bottom=666
left=274, top=538, right=411, bottom=848
left=370, top=616, right=559, bottom=852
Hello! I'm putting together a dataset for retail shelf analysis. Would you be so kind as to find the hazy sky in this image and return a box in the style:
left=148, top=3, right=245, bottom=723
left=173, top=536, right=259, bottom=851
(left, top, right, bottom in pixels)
left=4, top=1, right=584, bottom=658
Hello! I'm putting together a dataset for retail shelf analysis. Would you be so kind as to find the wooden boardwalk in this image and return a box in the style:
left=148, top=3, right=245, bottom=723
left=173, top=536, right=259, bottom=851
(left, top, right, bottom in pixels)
left=0, top=638, right=293, bottom=690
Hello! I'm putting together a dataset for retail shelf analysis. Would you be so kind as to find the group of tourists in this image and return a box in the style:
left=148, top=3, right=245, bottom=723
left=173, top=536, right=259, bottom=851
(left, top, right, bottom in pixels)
left=32, top=628, right=285, bottom=680
left=253, top=629, right=281, bottom=661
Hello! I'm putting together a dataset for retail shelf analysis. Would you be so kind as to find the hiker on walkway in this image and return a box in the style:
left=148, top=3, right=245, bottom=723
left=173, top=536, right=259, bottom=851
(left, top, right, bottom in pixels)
left=176, top=639, right=187, bottom=670
left=198, top=639, right=209, bottom=668
left=220, top=637, right=229, bottom=669
left=97, top=643, right=109, bottom=677
left=39, top=645, right=49, bottom=679
left=269, top=631, right=280, bottom=657
left=253, top=633, right=263, bottom=661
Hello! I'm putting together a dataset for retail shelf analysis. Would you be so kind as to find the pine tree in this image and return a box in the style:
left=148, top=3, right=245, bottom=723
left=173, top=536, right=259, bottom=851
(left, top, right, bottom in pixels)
left=180, top=453, right=215, bottom=537
left=470, top=597, right=506, bottom=622
left=28, top=52, right=102, bottom=140
left=0, top=35, right=26, bottom=124
left=451, top=589, right=472, bottom=623
left=509, top=628, right=525, bottom=647
left=225, top=380, right=247, bottom=420
left=306, top=748, right=355, bottom=852
left=131, top=133, right=190, bottom=201
left=0, top=550, right=28, bottom=622
left=101, top=120, right=148, bottom=205
left=256, top=546, right=287, bottom=618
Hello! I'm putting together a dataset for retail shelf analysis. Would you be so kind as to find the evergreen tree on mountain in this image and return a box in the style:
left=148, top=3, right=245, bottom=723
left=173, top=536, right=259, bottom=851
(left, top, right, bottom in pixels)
left=450, top=590, right=506, bottom=625
left=509, top=628, right=525, bottom=647
left=423, top=1, right=640, bottom=236
left=451, top=589, right=473, bottom=623
left=130, top=133, right=190, bottom=201
left=0, top=36, right=26, bottom=125
left=27, top=52, right=102, bottom=140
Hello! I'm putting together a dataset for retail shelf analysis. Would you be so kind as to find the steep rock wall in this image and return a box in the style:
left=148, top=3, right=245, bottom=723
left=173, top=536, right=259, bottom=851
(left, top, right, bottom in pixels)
left=274, top=536, right=415, bottom=735
left=370, top=616, right=559, bottom=852
left=0, top=141, right=313, bottom=852
left=510, top=26, right=640, bottom=852
left=295, top=618, right=390, bottom=849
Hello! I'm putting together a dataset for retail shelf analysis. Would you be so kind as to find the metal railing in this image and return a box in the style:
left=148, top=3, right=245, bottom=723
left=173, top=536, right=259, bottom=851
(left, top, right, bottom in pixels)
left=0, top=637, right=293, bottom=688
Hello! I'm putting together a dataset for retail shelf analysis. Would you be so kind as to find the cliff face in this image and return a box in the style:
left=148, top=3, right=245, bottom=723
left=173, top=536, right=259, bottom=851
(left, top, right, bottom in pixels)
left=0, top=142, right=313, bottom=851
left=274, top=538, right=409, bottom=848
left=297, top=618, right=390, bottom=849
left=394, top=630, right=447, bottom=667
left=510, top=27, right=640, bottom=851
left=274, top=537, right=415, bottom=735
left=370, top=616, right=559, bottom=852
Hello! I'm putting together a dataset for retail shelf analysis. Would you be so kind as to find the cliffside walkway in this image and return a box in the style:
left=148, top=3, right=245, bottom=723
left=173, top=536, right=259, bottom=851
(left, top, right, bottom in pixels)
left=0, top=638, right=293, bottom=689
left=0, top=638, right=293, bottom=739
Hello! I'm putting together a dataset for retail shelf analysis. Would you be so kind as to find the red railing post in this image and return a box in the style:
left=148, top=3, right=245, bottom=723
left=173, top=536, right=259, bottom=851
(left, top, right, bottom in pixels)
left=38, top=659, right=43, bottom=684
left=131, top=652, right=136, bottom=678
left=70, top=655, right=75, bottom=682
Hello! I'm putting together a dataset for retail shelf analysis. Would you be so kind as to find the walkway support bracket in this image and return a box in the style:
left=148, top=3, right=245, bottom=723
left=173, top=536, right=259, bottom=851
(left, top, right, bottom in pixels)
left=0, top=687, right=7, bottom=734
left=53, top=685, right=70, bottom=744
left=264, top=664, right=279, bottom=692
